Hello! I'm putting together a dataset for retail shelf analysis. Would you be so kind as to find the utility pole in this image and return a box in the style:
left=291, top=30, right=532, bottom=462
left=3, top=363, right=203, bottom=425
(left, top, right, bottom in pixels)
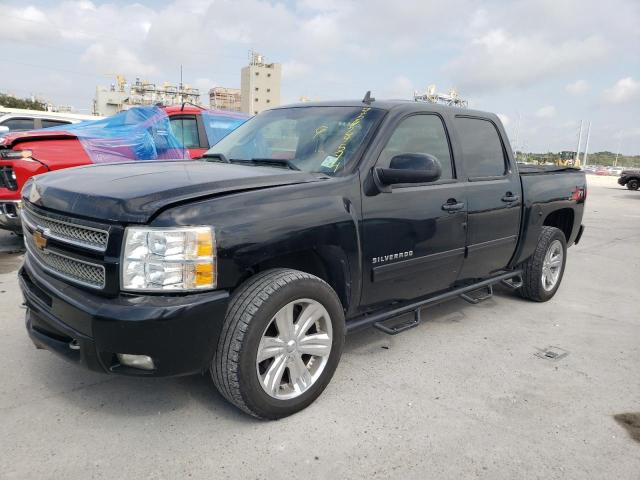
left=575, top=120, right=584, bottom=165
left=582, top=121, right=591, bottom=166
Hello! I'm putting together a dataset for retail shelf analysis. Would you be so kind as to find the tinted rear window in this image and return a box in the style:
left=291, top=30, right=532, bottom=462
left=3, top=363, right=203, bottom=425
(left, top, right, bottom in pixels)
left=455, top=117, right=506, bottom=178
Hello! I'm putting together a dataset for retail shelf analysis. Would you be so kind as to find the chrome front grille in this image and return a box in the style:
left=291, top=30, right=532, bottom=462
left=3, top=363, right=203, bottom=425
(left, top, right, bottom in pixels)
left=25, top=232, right=106, bottom=289
left=22, top=205, right=109, bottom=252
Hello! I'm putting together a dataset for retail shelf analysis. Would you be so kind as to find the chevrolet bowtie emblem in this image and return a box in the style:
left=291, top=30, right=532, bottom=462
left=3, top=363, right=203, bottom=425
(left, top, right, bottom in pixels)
left=33, top=230, right=47, bottom=250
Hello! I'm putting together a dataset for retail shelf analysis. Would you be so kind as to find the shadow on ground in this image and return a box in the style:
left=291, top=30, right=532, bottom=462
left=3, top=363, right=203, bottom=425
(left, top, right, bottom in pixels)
left=25, top=289, right=519, bottom=422
left=614, top=413, right=640, bottom=444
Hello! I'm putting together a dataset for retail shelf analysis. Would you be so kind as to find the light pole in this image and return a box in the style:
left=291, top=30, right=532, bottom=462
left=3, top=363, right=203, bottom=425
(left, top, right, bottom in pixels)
left=575, top=120, right=584, bottom=165
left=582, top=121, right=591, bottom=167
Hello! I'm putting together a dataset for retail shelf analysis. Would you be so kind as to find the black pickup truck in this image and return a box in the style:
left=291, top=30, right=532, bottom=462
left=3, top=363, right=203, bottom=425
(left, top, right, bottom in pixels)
left=618, top=169, right=640, bottom=190
left=18, top=99, right=586, bottom=419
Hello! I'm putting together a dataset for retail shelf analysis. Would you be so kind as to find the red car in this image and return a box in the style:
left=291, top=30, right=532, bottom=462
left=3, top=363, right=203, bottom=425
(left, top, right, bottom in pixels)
left=0, top=105, right=248, bottom=232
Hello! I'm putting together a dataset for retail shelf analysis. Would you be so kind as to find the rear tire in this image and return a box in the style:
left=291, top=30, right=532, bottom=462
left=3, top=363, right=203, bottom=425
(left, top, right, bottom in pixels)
left=518, top=226, right=567, bottom=302
left=211, top=268, right=345, bottom=419
left=626, top=179, right=639, bottom=190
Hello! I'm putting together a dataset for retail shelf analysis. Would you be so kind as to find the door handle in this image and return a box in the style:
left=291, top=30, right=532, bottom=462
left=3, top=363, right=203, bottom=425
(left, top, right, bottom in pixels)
left=442, top=200, right=465, bottom=212
left=501, top=194, right=520, bottom=202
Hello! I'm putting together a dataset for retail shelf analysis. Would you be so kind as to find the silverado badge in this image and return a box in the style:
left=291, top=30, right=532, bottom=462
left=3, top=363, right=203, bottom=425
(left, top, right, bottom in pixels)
left=372, top=251, right=413, bottom=264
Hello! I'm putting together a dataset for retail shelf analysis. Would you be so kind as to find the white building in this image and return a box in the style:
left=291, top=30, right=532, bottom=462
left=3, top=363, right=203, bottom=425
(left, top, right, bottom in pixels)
left=240, top=52, right=281, bottom=115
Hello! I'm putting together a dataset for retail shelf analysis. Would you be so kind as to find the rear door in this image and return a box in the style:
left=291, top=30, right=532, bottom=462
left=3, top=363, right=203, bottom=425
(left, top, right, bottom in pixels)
left=453, top=116, right=522, bottom=280
left=360, top=113, right=467, bottom=308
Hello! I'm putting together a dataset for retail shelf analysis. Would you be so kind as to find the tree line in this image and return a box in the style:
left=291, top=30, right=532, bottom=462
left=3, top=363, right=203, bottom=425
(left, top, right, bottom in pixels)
left=0, top=93, right=46, bottom=111
left=516, top=151, right=640, bottom=168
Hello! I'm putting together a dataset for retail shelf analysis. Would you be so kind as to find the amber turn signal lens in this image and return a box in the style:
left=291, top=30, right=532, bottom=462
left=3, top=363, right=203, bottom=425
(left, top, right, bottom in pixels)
left=195, top=262, right=214, bottom=287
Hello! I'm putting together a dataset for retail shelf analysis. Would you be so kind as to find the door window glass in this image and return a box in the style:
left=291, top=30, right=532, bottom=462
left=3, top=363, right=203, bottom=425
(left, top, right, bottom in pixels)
left=455, top=117, right=506, bottom=178
left=378, top=115, right=453, bottom=180
left=41, top=120, right=71, bottom=128
left=169, top=117, right=200, bottom=148
left=1, top=118, right=35, bottom=132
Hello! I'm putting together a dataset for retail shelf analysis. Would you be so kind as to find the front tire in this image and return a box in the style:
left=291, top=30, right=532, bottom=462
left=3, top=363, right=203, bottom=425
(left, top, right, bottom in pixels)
left=517, top=226, right=567, bottom=302
left=212, top=269, right=345, bottom=419
left=626, top=179, right=639, bottom=190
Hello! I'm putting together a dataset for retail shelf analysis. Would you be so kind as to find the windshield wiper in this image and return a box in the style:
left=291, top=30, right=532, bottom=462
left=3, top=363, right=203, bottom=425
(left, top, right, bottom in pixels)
left=202, top=153, right=230, bottom=163
left=229, top=158, right=300, bottom=171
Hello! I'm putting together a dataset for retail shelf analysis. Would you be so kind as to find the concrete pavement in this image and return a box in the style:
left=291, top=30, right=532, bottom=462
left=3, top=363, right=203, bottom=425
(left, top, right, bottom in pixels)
left=0, top=175, right=638, bottom=479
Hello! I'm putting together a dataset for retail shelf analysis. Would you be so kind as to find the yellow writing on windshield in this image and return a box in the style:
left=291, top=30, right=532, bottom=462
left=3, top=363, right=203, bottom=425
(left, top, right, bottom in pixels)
left=314, top=125, right=329, bottom=138
left=331, top=107, right=371, bottom=172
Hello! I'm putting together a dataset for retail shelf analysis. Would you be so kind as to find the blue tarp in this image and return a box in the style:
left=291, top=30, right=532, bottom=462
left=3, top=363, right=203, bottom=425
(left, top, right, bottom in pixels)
left=202, top=110, right=249, bottom=146
left=41, top=106, right=249, bottom=164
left=55, top=106, right=187, bottom=163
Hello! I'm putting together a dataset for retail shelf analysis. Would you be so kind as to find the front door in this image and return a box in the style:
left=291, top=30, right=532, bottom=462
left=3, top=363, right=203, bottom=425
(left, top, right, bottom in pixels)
left=453, top=116, right=522, bottom=280
left=360, top=113, right=467, bottom=309
left=169, top=114, right=208, bottom=158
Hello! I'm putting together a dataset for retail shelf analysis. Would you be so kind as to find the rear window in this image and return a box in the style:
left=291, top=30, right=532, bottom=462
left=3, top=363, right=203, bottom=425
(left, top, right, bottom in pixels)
left=455, top=117, right=506, bottom=178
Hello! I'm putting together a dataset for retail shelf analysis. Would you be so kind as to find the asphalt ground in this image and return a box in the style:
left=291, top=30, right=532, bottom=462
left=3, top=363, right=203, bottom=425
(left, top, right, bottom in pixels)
left=0, top=174, right=638, bottom=479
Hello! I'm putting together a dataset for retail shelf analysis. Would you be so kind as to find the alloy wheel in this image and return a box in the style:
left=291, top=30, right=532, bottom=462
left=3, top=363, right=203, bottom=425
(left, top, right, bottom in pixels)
left=256, top=299, right=333, bottom=400
left=541, top=239, right=564, bottom=291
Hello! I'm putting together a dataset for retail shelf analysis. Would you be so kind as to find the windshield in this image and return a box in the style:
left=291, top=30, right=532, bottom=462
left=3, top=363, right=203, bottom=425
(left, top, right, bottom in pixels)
left=204, top=106, right=384, bottom=174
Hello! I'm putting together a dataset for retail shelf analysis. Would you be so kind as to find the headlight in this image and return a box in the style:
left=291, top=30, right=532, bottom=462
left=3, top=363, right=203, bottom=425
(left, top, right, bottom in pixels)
left=121, top=226, right=216, bottom=292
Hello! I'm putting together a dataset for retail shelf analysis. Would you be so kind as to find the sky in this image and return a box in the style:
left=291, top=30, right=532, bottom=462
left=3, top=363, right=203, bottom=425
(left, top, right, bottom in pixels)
left=0, top=0, right=638, bottom=154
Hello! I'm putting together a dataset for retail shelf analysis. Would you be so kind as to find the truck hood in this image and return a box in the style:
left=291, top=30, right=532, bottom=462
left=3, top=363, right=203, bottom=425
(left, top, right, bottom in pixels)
left=22, top=161, right=323, bottom=223
left=0, top=130, right=77, bottom=147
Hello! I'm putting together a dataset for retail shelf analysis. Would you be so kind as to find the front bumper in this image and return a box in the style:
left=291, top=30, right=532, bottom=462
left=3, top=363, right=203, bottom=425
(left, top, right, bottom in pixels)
left=19, top=258, right=230, bottom=377
left=618, top=177, right=626, bottom=186
left=0, top=201, right=22, bottom=233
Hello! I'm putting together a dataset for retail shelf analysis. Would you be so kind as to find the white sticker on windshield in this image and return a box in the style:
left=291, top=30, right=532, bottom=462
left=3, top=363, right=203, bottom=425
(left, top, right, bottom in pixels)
left=321, top=155, right=338, bottom=168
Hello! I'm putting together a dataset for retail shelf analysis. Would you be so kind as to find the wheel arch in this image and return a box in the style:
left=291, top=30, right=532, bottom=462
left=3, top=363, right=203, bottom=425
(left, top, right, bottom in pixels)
left=626, top=176, right=640, bottom=187
left=543, top=208, right=574, bottom=242
left=238, top=248, right=351, bottom=313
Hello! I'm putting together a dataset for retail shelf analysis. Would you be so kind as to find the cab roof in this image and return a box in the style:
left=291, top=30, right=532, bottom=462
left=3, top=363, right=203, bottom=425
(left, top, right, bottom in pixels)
left=271, top=99, right=500, bottom=123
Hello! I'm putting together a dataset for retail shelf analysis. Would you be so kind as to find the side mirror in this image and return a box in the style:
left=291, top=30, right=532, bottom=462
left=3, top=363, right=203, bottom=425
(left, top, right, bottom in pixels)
left=0, top=126, right=9, bottom=135
left=375, top=153, right=442, bottom=186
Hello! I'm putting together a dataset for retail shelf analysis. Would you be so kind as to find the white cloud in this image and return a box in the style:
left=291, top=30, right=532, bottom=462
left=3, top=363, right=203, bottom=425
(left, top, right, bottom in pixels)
left=282, top=61, right=312, bottom=80
left=565, top=80, right=589, bottom=95
left=0, top=5, right=57, bottom=41
left=382, top=76, right=415, bottom=99
left=603, top=77, right=640, bottom=103
left=535, top=105, right=556, bottom=118
left=446, top=30, right=608, bottom=93
left=81, top=43, right=157, bottom=77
